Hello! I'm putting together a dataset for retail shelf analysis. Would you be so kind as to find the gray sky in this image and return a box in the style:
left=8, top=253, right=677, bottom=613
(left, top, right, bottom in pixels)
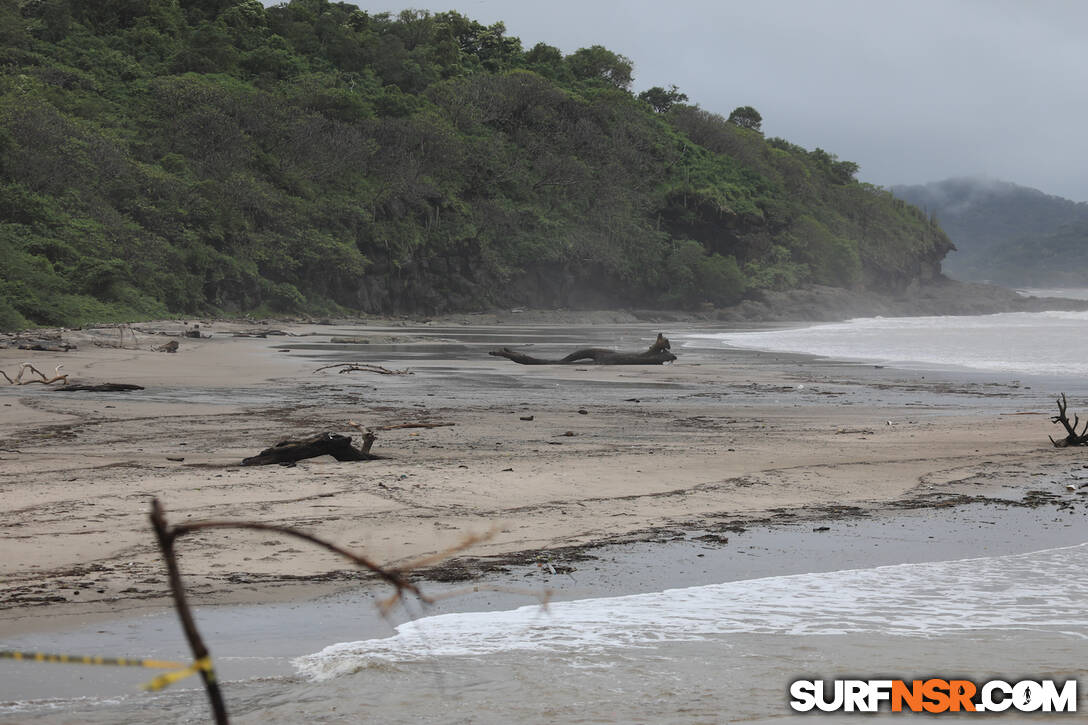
left=345, top=0, right=1088, bottom=201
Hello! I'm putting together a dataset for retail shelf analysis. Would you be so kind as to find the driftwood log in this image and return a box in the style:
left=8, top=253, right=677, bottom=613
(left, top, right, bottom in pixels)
left=53, top=383, right=144, bottom=392
left=241, top=432, right=377, bottom=466
left=1049, top=393, right=1088, bottom=447
left=490, top=333, right=676, bottom=365
left=2, top=363, right=68, bottom=385
left=313, top=363, right=412, bottom=375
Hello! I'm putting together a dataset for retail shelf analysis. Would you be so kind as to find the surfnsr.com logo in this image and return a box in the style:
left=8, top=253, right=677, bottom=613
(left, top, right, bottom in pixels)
left=789, top=679, right=1078, bottom=713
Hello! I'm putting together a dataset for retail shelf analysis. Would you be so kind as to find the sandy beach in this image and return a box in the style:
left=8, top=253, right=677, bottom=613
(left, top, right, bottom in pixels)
left=1, top=317, right=1086, bottom=718
left=1, top=317, right=1081, bottom=617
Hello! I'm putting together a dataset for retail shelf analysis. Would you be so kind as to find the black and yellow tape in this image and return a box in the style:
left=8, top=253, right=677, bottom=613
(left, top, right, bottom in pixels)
left=0, top=649, right=214, bottom=692
left=142, top=655, right=214, bottom=691
left=1, top=649, right=183, bottom=669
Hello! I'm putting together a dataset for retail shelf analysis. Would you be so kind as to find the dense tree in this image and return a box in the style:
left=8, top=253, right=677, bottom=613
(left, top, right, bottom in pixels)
left=727, top=105, right=762, bottom=132
left=565, top=45, right=633, bottom=89
left=0, top=0, right=950, bottom=329
left=638, top=84, right=687, bottom=113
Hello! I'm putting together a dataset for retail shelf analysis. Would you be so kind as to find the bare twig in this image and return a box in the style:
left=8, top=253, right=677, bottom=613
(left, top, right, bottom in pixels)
left=171, top=519, right=429, bottom=602
left=147, top=499, right=543, bottom=723
left=149, top=500, right=229, bottom=725
left=313, top=363, right=412, bottom=375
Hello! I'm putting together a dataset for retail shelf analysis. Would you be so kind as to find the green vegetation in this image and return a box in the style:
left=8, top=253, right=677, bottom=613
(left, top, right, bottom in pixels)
left=0, top=0, right=952, bottom=329
left=893, top=178, right=1088, bottom=286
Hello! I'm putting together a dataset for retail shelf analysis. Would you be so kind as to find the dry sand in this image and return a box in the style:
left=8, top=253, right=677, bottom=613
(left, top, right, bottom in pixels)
left=0, top=318, right=1077, bottom=636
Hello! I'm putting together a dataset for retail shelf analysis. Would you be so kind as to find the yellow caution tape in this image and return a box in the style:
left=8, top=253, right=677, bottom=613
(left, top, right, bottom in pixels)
left=1, top=649, right=214, bottom=693
left=142, top=656, right=214, bottom=692
left=0, top=650, right=183, bottom=669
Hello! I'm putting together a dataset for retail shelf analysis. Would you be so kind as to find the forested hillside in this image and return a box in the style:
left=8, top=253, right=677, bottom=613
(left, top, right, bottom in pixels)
left=0, top=0, right=952, bottom=329
left=893, top=178, right=1088, bottom=285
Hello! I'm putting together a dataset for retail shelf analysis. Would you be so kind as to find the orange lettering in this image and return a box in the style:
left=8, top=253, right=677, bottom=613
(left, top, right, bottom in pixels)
left=892, top=680, right=924, bottom=712
left=922, top=679, right=951, bottom=713
left=948, top=680, right=976, bottom=712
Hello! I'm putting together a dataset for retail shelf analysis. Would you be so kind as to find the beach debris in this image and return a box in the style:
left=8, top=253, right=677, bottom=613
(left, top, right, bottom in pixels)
left=1, top=363, right=69, bottom=385
left=312, top=363, right=412, bottom=375
left=519, top=415, right=534, bottom=421
left=53, top=382, right=144, bottom=392
left=241, top=420, right=454, bottom=466
left=153, top=340, right=179, bottom=353
left=1048, top=393, right=1088, bottom=447
left=232, top=329, right=293, bottom=338
left=578, top=409, right=588, bottom=415
left=91, top=324, right=138, bottom=349
left=489, top=333, right=676, bottom=365
left=241, top=431, right=378, bottom=466
left=16, top=341, right=75, bottom=352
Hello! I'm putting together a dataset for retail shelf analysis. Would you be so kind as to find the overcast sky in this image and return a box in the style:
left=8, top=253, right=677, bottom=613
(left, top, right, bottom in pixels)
left=344, top=0, right=1088, bottom=201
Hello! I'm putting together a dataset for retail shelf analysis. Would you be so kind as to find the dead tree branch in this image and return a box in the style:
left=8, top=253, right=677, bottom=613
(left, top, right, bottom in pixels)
left=148, top=499, right=504, bottom=722
left=16, top=364, right=68, bottom=385
left=313, top=363, right=412, bottom=375
left=150, top=500, right=229, bottom=725
left=490, top=333, right=676, bottom=366
left=1, top=363, right=69, bottom=385
left=1049, top=393, right=1088, bottom=447
left=53, top=382, right=143, bottom=392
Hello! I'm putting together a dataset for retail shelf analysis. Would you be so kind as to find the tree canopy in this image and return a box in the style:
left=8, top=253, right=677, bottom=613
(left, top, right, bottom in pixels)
left=727, top=105, right=763, bottom=132
left=0, top=0, right=951, bottom=329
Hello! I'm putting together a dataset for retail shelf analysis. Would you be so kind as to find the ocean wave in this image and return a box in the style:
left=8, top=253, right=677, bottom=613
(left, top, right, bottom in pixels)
left=296, top=543, right=1088, bottom=681
left=683, top=311, right=1088, bottom=376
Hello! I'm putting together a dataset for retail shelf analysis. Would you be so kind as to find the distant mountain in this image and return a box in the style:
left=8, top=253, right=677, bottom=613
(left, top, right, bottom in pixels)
left=891, top=178, right=1088, bottom=286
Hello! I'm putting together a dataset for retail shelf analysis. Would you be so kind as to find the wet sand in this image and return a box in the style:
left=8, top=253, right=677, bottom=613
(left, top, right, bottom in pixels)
left=1, top=317, right=1086, bottom=698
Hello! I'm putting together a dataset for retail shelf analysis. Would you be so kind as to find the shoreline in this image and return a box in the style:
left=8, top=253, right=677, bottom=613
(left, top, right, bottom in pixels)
left=3, top=279, right=1088, bottom=340
left=2, top=315, right=1087, bottom=709
left=2, top=489, right=1084, bottom=708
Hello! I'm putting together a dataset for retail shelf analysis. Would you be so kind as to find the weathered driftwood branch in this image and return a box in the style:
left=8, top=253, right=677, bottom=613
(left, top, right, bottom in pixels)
left=241, top=431, right=378, bottom=466
left=1050, top=393, right=1088, bottom=447
left=489, top=333, right=676, bottom=366
left=1, top=363, right=69, bottom=385
left=313, top=363, right=412, bottom=375
left=53, top=382, right=144, bottom=392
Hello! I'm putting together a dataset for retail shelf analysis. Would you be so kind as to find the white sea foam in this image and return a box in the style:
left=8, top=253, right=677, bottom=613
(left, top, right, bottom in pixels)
left=295, top=543, right=1088, bottom=681
left=683, top=310, right=1088, bottom=376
